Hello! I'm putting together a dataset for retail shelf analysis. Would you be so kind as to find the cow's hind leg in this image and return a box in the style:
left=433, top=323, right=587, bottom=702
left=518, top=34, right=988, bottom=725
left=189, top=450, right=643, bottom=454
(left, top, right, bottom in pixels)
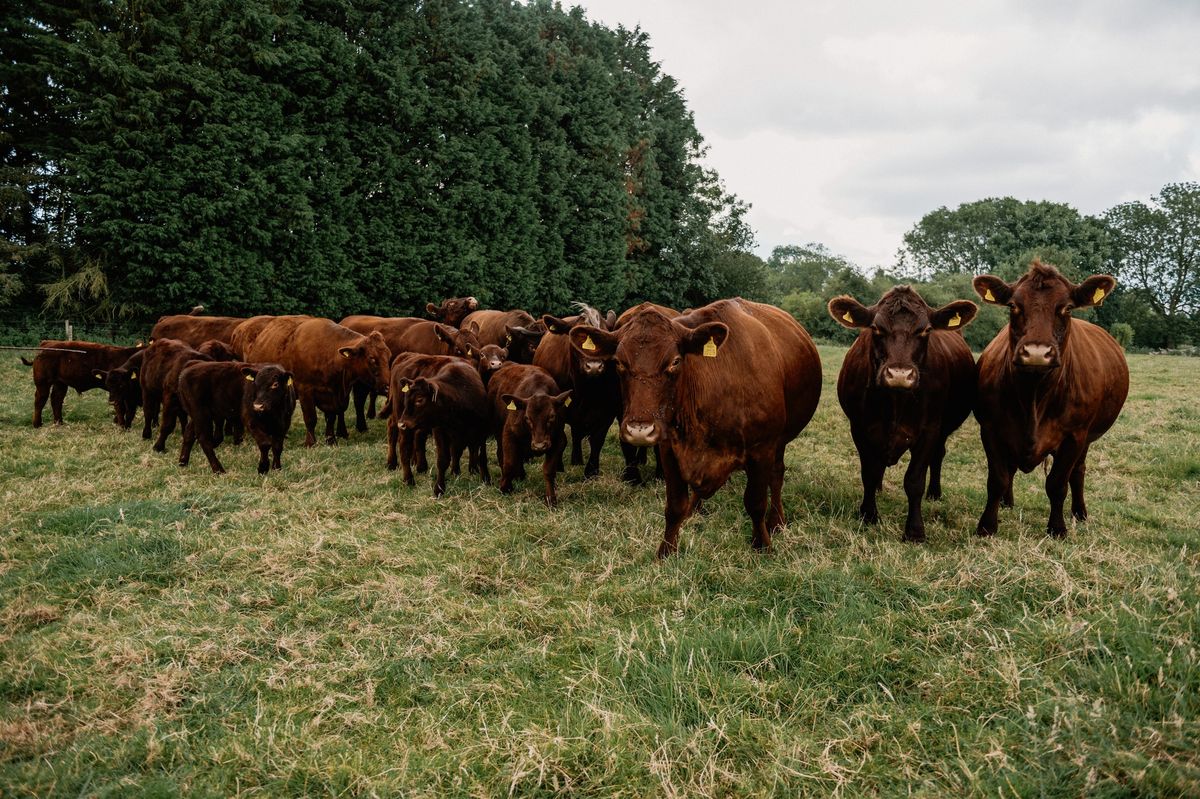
left=49, top=382, right=68, bottom=425
left=744, top=456, right=773, bottom=552
left=766, top=442, right=787, bottom=533
left=32, top=381, right=49, bottom=427
left=1070, top=443, right=1091, bottom=521
left=323, top=410, right=339, bottom=445
left=352, top=384, right=370, bottom=432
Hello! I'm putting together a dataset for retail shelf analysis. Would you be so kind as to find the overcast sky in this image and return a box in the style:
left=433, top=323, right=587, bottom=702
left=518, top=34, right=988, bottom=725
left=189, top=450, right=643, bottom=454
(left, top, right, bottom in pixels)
left=576, top=0, right=1200, bottom=270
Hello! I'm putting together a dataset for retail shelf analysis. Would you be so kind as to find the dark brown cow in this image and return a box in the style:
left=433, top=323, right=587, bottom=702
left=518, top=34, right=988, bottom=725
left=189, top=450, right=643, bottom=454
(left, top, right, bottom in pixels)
left=137, top=338, right=237, bottom=451
left=464, top=341, right=509, bottom=386
left=973, top=261, right=1128, bottom=537
left=244, top=317, right=390, bottom=446
left=178, top=361, right=296, bottom=474
left=94, top=350, right=145, bottom=429
left=425, top=295, right=480, bottom=326
left=613, top=302, right=681, bottom=482
left=27, top=340, right=144, bottom=427
left=487, top=364, right=571, bottom=506
left=462, top=309, right=544, bottom=363
left=388, top=354, right=491, bottom=497
left=828, top=287, right=978, bottom=541
left=150, top=314, right=244, bottom=348
left=570, top=299, right=821, bottom=557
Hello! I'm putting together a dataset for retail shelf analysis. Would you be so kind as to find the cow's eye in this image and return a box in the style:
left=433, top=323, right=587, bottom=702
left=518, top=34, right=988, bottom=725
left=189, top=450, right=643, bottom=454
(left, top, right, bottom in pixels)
left=615, top=361, right=627, bottom=373
left=918, top=327, right=931, bottom=337
left=1008, top=303, right=1021, bottom=314
left=1059, top=305, right=1074, bottom=317
left=667, top=356, right=683, bottom=372
left=271, top=382, right=279, bottom=389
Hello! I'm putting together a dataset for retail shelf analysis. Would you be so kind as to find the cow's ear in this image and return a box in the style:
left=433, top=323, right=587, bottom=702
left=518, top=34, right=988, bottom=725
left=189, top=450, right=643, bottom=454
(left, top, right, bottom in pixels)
left=929, top=300, right=978, bottom=331
left=554, top=390, right=572, bottom=408
left=425, top=302, right=439, bottom=317
left=827, top=296, right=873, bottom=328
left=466, top=320, right=481, bottom=335
left=678, top=321, right=729, bottom=357
left=240, top=366, right=258, bottom=381
left=973, top=275, right=1012, bottom=305
left=396, top=377, right=413, bottom=393
left=129, top=370, right=138, bottom=382
left=509, top=325, right=545, bottom=343
left=433, top=324, right=456, bottom=346
left=93, top=370, right=107, bottom=381
left=541, top=314, right=572, bottom=335
left=1072, top=274, right=1116, bottom=309
left=501, top=393, right=526, bottom=411
left=604, top=310, right=617, bottom=330
left=338, top=346, right=355, bottom=359
left=497, top=347, right=509, bottom=360
left=569, top=326, right=617, bottom=359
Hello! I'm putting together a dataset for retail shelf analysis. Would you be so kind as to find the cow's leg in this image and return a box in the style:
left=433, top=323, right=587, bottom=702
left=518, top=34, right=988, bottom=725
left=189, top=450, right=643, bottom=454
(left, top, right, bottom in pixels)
left=399, top=427, right=416, bottom=486
left=367, top=390, right=377, bottom=420
left=255, top=442, right=270, bottom=474
left=212, top=417, right=225, bottom=447
left=657, top=445, right=690, bottom=559
left=499, top=433, right=517, bottom=494
left=976, top=430, right=1013, bottom=537
left=475, top=437, right=490, bottom=485
left=543, top=433, right=567, bottom=507
left=926, top=439, right=947, bottom=500
left=196, top=419, right=226, bottom=474
left=653, top=444, right=664, bottom=480
left=432, top=428, right=450, bottom=497
left=619, top=441, right=644, bottom=485
left=322, top=409, right=338, bottom=445
left=352, top=384, right=369, bottom=433
left=1046, top=436, right=1085, bottom=537
left=851, top=424, right=884, bottom=523
left=744, top=456, right=772, bottom=552
left=1070, top=443, right=1091, bottom=521
left=229, top=417, right=244, bottom=445
left=336, top=409, right=349, bottom=439
left=141, top=391, right=159, bottom=440
left=271, top=438, right=283, bottom=470
left=32, top=381, right=49, bottom=427
left=570, top=426, right=584, bottom=467
left=415, top=429, right=430, bottom=473
left=902, top=442, right=934, bottom=542
left=767, top=442, right=787, bottom=533
left=179, top=418, right=196, bottom=466
left=386, top=417, right=400, bottom=471
left=584, top=425, right=606, bottom=478
left=452, top=441, right=465, bottom=476
left=298, top=392, right=318, bottom=447
left=49, top=382, right=68, bottom=425
left=153, top=393, right=180, bottom=452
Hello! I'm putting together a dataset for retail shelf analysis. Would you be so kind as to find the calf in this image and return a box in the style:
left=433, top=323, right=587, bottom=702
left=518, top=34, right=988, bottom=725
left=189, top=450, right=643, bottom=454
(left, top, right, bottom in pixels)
left=136, top=338, right=223, bottom=451
left=828, top=287, right=978, bottom=541
left=178, top=361, right=296, bottom=473
left=27, top=340, right=143, bottom=427
left=462, top=309, right=544, bottom=363
left=244, top=317, right=390, bottom=446
left=973, top=260, right=1128, bottom=537
left=388, top=355, right=490, bottom=497
left=569, top=299, right=822, bottom=557
left=94, top=349, right=146, bottom=429
left=487, top=364, right=572, bottom=506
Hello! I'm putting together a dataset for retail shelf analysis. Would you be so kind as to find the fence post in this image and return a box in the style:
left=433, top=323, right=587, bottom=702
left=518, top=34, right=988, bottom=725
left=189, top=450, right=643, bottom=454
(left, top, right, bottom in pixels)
left=65, top=320, right=73, bottom=341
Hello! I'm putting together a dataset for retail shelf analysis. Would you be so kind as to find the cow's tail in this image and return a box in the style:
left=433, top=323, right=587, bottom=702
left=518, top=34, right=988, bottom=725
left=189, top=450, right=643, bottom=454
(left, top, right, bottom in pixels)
left=19, top=357, right=34, bottom=366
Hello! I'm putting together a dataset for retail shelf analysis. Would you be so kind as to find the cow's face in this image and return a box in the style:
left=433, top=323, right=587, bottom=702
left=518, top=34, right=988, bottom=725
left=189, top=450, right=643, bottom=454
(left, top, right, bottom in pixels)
left=426, top=296, right=479, bottom=327
left=975, top=262, right=1115, bottom=371
left=570, top=310, right=727, bottom=446
left=829, top=287, right=976, bottom=391
left=339, top=331, right=391, bottom=392
left=95, top=367, right=140, bottom=427
left=395, top=377, right=437, bottom=430
left=504, top=325, right=545, bottom=364
left=243, top=365, right=295, bottom=416
left=473, top=344, right=508, bottom=379
left=542, top=314, right=606, bottom=377
left=503, top=391, right=571, bottom=452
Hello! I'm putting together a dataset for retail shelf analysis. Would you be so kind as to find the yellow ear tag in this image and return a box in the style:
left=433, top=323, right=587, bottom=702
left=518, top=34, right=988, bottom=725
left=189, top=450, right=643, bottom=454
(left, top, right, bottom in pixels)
left=505, top=334, right=512, bottom=344
left=341, top=350, right=350, bottom=358
left=842, top=311, right=854, bottom=324
left=506, top=400, right=516, bottom=411
left=131, top=372, right=137, bottom=381
left=564, top=397, right=572, bottom=407
left=984, top=289, right=995, bottom=302
left=286, top=377, right=293, bottom=386
left=245, top=373, right=254, bottom=382
left=467, top=348, right=473, bottom=356
left=581, top=336, right=596, bottom=351
left=401, top=384, right=409, bottom=393
left=1092, top=287, right=1106, bottom=304
left=702, top=337, right=718, bottom=357
left=948, top=313, right=961, bottom=328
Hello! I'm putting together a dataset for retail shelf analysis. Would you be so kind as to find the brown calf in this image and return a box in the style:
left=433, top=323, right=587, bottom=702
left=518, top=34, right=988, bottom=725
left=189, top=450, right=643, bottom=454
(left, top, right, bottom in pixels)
left=27, top=340, right=144, bottom=427
left=487, top=364, right=572, bottom=506
left=973, top=260, right=1128, bottom=537
left=570, top=299, right=822, bottom=557
left=828, top=287, right=978, bottom=541
left=462, top=309, right=544, bottom=363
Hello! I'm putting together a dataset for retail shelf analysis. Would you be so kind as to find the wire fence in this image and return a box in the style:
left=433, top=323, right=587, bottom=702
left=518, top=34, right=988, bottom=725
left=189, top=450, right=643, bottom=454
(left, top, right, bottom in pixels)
left=0, top=316, right=154, bottom=348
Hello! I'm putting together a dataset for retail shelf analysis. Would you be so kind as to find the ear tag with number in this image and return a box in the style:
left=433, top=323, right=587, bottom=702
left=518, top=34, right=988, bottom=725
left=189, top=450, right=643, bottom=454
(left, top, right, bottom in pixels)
left=948, top=313, right=962, bottom=328
left=984, top=289, right=995, bottom=302
left=703, top=337, right=718, bottom=357
left=1092, top=287, right=1106, bottom=304
left=401, top=384, right=410, bottom=393
left=842, top=311, right=854, bottom=323
left=581, top=336, right=596, bottom=351
left=506, top=400, right=516, bottom=411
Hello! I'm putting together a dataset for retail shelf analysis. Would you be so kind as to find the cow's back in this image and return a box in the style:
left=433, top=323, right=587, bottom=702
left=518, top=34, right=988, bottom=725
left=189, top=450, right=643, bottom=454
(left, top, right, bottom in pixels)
left=151, top=315, right=244, bottom=347
left=249, top=318, right=357, bottom=383
left=464, top=309, right=535, bottom=346
left=231, top=315, right=288, bottom=357
left=340, top=315, right=424, bottom=355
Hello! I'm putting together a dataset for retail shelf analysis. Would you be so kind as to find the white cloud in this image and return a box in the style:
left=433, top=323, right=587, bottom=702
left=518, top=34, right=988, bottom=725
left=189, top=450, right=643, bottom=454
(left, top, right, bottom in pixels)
left=576, top=0, right=1200, bottom=268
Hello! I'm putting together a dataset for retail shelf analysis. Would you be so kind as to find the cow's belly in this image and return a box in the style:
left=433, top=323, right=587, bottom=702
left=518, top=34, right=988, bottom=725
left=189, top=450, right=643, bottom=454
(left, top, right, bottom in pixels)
left=671, top=440, right=746, bottom=497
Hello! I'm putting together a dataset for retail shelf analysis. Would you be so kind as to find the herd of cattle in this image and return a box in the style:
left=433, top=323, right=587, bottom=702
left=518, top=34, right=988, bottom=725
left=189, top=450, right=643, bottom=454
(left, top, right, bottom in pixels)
left=21, top=261, right=1129, bottom=557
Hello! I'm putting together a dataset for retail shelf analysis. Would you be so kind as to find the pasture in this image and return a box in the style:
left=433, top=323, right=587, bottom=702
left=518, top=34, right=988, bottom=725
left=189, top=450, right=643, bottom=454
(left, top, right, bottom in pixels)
left=1, top=345, right=1198, bottom=796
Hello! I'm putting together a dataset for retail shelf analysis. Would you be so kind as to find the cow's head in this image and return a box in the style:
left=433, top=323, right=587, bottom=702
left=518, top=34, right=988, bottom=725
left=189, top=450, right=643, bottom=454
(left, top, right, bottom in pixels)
left=569, top=309, right=727, bottom=446
left=471, top=344, right=508, bottom=381
left=338, top=330, right=391, bottom=392
left=94, top=366, right=140, bottom=428
left=543, top=314, right=609, bottom=377
left=197, top=339, right=238, bottom=361
left=829, top=286, right=977, bottom=391
left=974, top=260, right=1115, bottom=371
left=394, top=376, right=438, bottom=431
left=502, top=390, right=572, bottom=453
left=504, top=325, right=545, bottom=364
left=426, top=296, right=479, bottom=327
left=242, top=364, right=295, bottom=416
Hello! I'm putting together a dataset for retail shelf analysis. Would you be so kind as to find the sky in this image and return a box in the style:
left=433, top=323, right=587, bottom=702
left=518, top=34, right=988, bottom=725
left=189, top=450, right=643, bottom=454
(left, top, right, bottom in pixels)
left=576, top=0, right=1200, bottom=270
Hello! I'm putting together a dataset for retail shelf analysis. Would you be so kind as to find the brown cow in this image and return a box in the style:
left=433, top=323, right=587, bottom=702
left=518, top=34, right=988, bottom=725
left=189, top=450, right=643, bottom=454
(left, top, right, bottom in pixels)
left=230, top=315, right=295, bottom=358
left=178, top=361, right=296, bottom=474
left=94, top=350, right=145, bottom=429
left=462, top=309, right=544, bottom=363
left=828, top=287, right=979, bottom=541
left=973, top=261, right=1128, bottom=537
left=388, top=354, right=491, bottom=496
left=569, top=299, right=821, bottom=557
left=137, top=338, right=235, bottom=451
left=150, top=314, right=244, bottom=348
left=27, top=340, right=144, bottom=427
left=487, top=364, right=572, bottom=506
left=244, top=317, right=390, bottom=446
left=425, top=295, right=480, bottom=326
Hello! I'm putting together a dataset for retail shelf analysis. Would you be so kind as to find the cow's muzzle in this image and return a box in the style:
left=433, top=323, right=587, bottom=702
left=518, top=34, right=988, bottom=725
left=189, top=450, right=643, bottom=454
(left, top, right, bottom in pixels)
left=623, top=421, right=658, bottom=446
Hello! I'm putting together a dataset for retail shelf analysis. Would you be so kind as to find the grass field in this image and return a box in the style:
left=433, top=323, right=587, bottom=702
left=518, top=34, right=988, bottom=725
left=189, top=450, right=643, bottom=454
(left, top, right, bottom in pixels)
left=1, top=344, right=1198, bottom=797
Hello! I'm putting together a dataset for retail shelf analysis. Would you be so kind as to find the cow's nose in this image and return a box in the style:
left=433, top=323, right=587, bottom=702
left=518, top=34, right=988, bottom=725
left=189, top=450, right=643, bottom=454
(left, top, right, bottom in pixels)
left=883, top=366, right=916, bottom=389
left=530, top=440, right=550, bottom=453
left=252, top=402, right=265, bottom=412
left=583, top=360, right=605, bottom=375
left=624, top=422, right=658, bottom=446
left=1018, top=343, right=1055, bottom=366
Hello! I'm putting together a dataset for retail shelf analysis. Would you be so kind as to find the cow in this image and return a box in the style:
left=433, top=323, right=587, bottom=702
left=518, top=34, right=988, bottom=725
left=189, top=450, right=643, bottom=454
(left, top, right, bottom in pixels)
left=465, top=341, right=509, bottom=386
left=388, top=354, right=491, bottom=497
left=150, top=314, right=245, bottom=348
left=229, top=315, right=291, bottom=358
left=178, top=361, right=296, bottom=474
left=487, top=364, right=572, bottom=506
left=244, top=317, right=390, bottom=446
left=425, top=295, right=480, bottom=327
left=26, top=340, right=144, bottom=427
left=569, top=299, right=822, bottom=557
left=462, top=309, right=544, bottom=363
left=827, top=287, right=979, bottom=541
left=136, top=338, right=234, bottom=451
left=94, top=349, right=146, bottom=429
left=972, top=260, right=1128, bottom=538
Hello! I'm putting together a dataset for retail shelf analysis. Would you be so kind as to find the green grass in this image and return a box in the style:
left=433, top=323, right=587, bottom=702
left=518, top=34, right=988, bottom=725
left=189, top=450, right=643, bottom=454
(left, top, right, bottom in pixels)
left=1, top=345, right=1198, bottom=796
